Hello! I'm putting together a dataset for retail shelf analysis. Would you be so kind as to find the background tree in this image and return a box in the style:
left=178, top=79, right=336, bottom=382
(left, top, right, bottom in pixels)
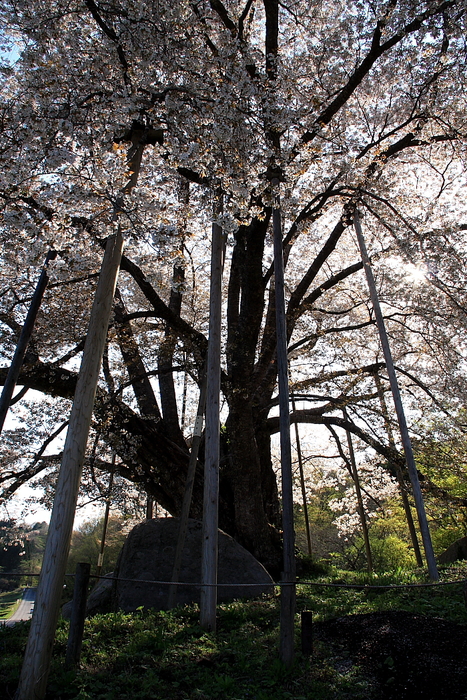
left=66, top=515, right=130, bottom=577
left=0, top=519, right=47, bottom=589
left=0, top=0, right=466, bottom=572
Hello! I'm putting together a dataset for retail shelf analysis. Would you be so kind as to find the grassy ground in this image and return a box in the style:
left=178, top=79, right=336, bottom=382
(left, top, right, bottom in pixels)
left=0, top=588, right=23, bottom=620
left=1, top=565, right=466, bottom=700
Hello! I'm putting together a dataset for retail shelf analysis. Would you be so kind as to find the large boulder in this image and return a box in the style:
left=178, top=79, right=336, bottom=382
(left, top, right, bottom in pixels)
left=62, top=573, right=114, bottom=620
left=110, top=517, right=274, bottom=612
left=438, top=536, right=467, bottom=565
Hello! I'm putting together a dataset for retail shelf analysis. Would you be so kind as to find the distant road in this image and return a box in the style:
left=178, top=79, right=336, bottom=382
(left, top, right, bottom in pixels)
left=5, top=588, right=36, bottom=627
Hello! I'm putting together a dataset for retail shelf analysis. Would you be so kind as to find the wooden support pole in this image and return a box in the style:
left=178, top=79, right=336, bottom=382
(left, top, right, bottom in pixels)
left=65, top=562, right=91, bottom=670
left=292, top=395, right=312, bottom=556
left=16, top=230, right=124, bottom=700
left=200, top=195, right=225, bottom=632
left=374, top=373, right=423, bottom=567
left=168, top=375, right=206, bottom=609
left=354, top=211, right=438, bottom=581
left=0, top=250, right=57, bottom=434
left=180, top=354, right=189, bottom=431
left=146, top=497, right=154, bottom=520
left=343, top=410, right=373, bottom=573
left=96, top=458, right=115, bottom=578
left=272, top=183, right=296, bottom=668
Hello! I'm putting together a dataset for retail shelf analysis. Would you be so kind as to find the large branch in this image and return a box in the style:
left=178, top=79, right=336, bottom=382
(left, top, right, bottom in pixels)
left=294, top=261, right=364, bottom=322
left=114, top=288, right=162, bottom=421
left=119, top=253, right=207, bottom=364
left=0, top=360, right=77, bottom=399
left=291, top=362, right=385, bottom=391
left=300, top=1, right=457, bottom=147
left=84, top=0, right=131, bottom=87
left=208, top=0, right=237, bottom=35
left=286, top=218, right=348, bottom=319
left=282, top=180, right=347, bottom=269
left=0, top=355, right=197, bottom=518
left=157, top=264, right=187, bottom=448
left=288, top=318, right=375, bottom=355
left=266, top=410, right=402, bottom=468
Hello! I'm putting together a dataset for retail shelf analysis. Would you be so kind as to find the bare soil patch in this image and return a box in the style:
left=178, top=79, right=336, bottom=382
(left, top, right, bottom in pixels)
left=314, top=610, right=467, bottom=699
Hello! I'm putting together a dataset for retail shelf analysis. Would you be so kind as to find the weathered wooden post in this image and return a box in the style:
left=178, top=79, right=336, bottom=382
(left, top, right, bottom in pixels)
left=272, top=178, right=296, bottom=668
left=146, top=496, right=154, bottom=519
left=292, top=395, right=312, bottom=556
left=0, top=250, right=57, bottom=433
left=65, top=562, right=91, bottom=670
left=354, top=210, right=438, bottom=581
left=374, top=372, right=423, bottom=567
left=96, top=459, right=115, bottom=578
left=343, top=409, right=373, bottom=573
left=168, top=375, right=206, bottom=609
left=16, top=229, right=124, bottom=700
left=200, top=194, right=225, bottom=632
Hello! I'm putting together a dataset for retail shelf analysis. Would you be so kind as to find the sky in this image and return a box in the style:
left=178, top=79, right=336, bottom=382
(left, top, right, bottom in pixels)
left=5, top=484, right=102, bottom=528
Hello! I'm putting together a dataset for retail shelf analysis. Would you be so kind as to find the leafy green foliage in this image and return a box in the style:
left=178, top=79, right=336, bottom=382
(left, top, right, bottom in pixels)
left=0, top=588, right=22, bottom=619
left=66, top=516, right=128, bottom=578
left=328, top=500, right=418, bottom=572
left=0, top=520, right=47, bottom=589
left=294, top=487, right=418, bottom=573
left=296, top=470, right=467, bottom=575
left=294, top=491, right=343, bottom=562
left=414, top=434, right=467, bottom=553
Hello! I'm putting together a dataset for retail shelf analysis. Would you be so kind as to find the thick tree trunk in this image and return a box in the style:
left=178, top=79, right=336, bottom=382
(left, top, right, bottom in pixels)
left=226, top=399, right=282, bottom=574
left=95, top=392, right=284, bottom=571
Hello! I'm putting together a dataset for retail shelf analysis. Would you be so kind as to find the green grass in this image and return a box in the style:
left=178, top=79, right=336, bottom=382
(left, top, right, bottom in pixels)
left=1, top=565, right=466, bottom=699
left=296, top=564, right=467, bottom=623
left=0, top=588, right=23, bottom=620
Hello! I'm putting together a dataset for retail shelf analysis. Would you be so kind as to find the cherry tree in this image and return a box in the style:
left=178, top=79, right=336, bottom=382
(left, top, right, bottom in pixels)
left=0, top=0, right=466, bottom=572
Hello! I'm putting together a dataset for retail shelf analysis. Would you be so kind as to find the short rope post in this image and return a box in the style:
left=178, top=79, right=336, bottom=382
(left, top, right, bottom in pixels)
left=65, top=563, right=91, bottom=670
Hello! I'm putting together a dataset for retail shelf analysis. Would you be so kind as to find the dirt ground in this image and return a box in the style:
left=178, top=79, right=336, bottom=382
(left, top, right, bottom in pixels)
left=314, top=611, right=467, bottom=699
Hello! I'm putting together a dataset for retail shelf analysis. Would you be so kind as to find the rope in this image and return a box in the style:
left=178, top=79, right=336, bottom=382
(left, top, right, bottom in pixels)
left=3, top=571, right=467, bottom=590
left=296, top=578, right=467, bottom=589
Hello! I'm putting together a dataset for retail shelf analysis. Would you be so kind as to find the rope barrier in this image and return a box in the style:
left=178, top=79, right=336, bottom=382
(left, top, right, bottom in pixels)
left=86, top=574, right=275, bottom=588
left=296, top=578, right=467, bottom=589
left=2, top=571, right=467, bottom=590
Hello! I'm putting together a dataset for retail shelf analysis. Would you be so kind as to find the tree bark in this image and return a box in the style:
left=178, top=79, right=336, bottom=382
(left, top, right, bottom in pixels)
left=158, top=264, right=187, bottom=450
